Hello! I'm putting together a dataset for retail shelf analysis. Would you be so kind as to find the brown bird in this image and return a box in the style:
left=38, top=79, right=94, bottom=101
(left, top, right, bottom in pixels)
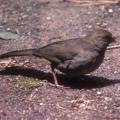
left=0, top=29, right=115, bottom=87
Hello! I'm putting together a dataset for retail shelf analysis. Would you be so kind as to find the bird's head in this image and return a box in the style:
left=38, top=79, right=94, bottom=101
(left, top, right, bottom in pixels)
left=93, top=29, right=115, bottom=43
left=88, top=29, right=115, bottom=49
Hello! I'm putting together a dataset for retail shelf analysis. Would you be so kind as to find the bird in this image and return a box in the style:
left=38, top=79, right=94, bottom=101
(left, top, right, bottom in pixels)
left=0, top=29, right=115, bottom=88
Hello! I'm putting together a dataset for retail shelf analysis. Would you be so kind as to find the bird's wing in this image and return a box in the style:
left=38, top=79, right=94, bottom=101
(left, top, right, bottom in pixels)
left=36, top=39, right=85, bottom=63
left=56, top=50, right=98, bottom=73
left=66, top=53, right=96, bottom=70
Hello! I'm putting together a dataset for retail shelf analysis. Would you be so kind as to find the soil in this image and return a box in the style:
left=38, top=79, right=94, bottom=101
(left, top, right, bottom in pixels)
left=0, top=0, right=120, bottom=120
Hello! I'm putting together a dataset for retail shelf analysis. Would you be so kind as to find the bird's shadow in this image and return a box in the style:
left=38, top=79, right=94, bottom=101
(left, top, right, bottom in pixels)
left=0, top=66, right=119, bottom=89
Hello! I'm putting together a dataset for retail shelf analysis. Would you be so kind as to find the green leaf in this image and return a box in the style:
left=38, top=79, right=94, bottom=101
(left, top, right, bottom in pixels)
left=0, top=31, right=19, bottom=40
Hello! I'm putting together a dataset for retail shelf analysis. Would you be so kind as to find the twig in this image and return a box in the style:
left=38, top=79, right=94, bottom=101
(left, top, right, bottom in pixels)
left=107, top=45, right=120, bottom=50
left=64, top=0, right=120, bottom=5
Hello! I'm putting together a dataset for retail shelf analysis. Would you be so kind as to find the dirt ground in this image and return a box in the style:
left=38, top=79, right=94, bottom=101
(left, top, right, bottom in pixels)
left=0, top=0, right=120, bottom=120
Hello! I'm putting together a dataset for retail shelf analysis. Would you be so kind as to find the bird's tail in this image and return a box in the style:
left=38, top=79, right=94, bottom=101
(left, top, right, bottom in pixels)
left=0, top=49, right=35, bottom=59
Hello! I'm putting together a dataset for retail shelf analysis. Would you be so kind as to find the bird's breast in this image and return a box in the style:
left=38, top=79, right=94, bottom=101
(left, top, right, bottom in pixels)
left=56, top=51, right=105, bottom=76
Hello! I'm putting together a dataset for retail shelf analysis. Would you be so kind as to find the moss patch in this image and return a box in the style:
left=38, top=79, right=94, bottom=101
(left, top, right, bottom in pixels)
left=12, top=77, right=47, bottom=90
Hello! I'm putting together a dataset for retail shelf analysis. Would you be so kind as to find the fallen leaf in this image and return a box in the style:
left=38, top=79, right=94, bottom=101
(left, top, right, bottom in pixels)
left=0, top=31, right=19, bottom=40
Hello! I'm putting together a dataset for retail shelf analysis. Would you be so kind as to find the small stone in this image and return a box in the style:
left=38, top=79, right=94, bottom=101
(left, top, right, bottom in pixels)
left=101, top=5, right=105, bottom=11
left=46, top=17, right=51, bottom=20
left=108, top=9, right=113, bottom=13
left=7, top=28, right=10, bottom=31
left=104, top=97, right=112, bottom=101
left=86, top=25, right=92, bottom=29
left=104, top=106, right=108, bottom=110
left=114, top=71, right=118, bottom=74
left=39, top=103, right=44, bottom=106
left=96, top=22, right=100, bottom=25
left=97, top=91, right=102, bottom=95
left=67, top=114, right=71, bottom=118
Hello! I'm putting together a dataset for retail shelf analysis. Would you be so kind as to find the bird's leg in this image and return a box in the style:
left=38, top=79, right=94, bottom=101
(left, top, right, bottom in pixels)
left=50, top=64, right=59, bottom=87
left=50, top=64, right=70, bottom=89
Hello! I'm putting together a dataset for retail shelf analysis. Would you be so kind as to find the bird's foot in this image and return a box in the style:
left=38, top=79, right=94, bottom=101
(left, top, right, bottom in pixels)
left=48, top=83, right=70, bottom=89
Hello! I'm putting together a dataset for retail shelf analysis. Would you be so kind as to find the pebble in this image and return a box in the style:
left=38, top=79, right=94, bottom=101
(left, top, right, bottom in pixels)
left=96, top=91, right=102, bottom=95
left=7, top=28, right=10, bottom=31
left=104, top=97, right=112, bottom=101
left=108, top=9, right=113, bottom=13
left=46, top=17, right=51, bottom=20
left=114, top=71, right=118, bottom=74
